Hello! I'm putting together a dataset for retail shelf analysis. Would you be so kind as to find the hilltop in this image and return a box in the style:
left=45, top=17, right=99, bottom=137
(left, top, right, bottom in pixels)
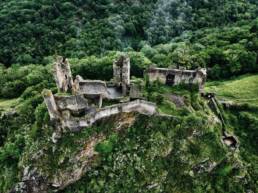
left=0, top=55, right=258, bottom=193
left=0, top=1, right=258, bottom=193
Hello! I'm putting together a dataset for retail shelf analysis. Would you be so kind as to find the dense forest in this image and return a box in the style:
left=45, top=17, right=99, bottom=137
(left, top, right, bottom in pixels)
left=0, top=0, right=258, bottom=193
left=0, top=0, right=258, bottom=66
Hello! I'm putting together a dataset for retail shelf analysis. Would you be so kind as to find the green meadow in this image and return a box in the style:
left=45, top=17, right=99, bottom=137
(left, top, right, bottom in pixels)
left=206, top=74, right=258, bottom=106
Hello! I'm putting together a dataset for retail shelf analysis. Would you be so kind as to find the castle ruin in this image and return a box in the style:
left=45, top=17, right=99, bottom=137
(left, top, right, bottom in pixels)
left=44, top=56, right=208, bottom=131
left=53, top=57, right=73, bottom=93
left=146, top=67, right=207, bottom=90
left=43, top=56, right=156, bottom=131
left=113, top=55, right=130, bottom=96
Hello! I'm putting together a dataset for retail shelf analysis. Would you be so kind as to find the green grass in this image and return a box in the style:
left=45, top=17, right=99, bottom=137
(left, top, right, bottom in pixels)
left=205, top=74, right=258, bottom=106
left=158, top=100, right=177, bottom=115
left=0, top=98, right=19, bottom=111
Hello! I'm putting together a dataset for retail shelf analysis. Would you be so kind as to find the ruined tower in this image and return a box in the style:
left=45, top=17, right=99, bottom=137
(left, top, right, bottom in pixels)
left=53, top=56, right=73, bottom=93
left=42, top=89, right=60, bottom=120
left=113, top=55, right=130, bottom=96
left=196, top=68, right=207, bottom=91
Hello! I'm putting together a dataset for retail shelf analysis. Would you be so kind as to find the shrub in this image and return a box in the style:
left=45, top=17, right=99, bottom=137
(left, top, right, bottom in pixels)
left=156, top=94, right=164, bottom=105
left=95, top=140, right=114, bottom=154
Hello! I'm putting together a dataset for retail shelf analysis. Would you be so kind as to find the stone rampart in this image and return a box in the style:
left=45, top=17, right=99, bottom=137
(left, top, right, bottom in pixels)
left=61, top=100, right=157, bottom=131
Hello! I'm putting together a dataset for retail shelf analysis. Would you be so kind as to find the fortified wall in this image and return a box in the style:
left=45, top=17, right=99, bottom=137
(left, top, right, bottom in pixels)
left=43, top=89, right=156, bottom=131
left=60, top=99, right=156, bottom=131
left=146, top=67, right=207, bottom=90
left=43, top=56, right=156, bottom=131
left=44, top=56, right=207, bottom=131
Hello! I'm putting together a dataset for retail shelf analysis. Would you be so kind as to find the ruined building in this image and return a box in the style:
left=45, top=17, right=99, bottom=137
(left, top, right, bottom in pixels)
left=44, top=56, right=208, bottom=131
left=43, top=56, right=156, bottom=131
left=113, top=55, right=130, bottom=96
left=146, top=67, right=207, bottom=90
left=53, top=57, right=73, bottom=93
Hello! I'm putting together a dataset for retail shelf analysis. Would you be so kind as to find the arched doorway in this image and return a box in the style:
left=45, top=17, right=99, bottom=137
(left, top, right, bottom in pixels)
left=166, top=74, right=175, bottom=86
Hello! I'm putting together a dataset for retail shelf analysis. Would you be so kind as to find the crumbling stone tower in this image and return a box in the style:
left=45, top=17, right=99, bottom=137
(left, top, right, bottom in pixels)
left=53, top=56, right=73, bottom=93
left=196, top=68, right=207, bottom=91
left=42, top=89, right=60, bottom=120
left=113, top=55, right=130, bottom=96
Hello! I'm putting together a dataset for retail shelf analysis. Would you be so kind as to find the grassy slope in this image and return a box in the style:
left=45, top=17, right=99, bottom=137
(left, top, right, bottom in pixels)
left=60, top=85, right=255, bottom=193
left=1, top=73, right=257, bottom=192
left=1, top=78, right=257, bottom=192
left=205, top=74, right=258, bottom=106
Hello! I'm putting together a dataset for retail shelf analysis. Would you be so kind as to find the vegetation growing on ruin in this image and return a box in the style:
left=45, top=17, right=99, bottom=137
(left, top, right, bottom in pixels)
left=61, top=113, right=253, bottom=193
left=1, top=68, right=258, bottom=192
left=0, top=0, right=258, bottom=193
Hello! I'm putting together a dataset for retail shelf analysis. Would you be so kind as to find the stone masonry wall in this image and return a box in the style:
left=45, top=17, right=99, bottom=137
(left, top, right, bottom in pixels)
left=146, top=67, right=207, bottom=89
left=113, top=55, right=130, bottom=95
left=42, top=89, right=60, bottom=120
left=61, top=100, right=157, bottom=131
left=73, top=75, right=109, bottom=98
left=55, top=95, right=89, bottom=112
left=43, top=56, right=154, bottom=132
left=53, top=57, right=73, bottom=93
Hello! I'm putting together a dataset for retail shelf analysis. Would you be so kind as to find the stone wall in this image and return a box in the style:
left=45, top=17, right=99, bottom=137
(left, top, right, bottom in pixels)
left=113, top=55, right=130, bottom=95
left=53, top=57, right=73, bottom=92
left=129, top=83, right=143, bottom=99
left=73, top=75, right=108, bottom=98
left=43, top=56, right=150, bottom=132
left=146, top=67, right=207, bottom=90
left=55, top=95, right=89, bottom=112
left=42, top=89, right=60, bottom=120
left=61, top=100, right=157, bottom=131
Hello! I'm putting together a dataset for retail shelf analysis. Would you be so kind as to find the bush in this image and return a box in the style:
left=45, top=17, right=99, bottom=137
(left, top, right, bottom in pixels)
left=156, top=94, right=164, bottom=105
left=95, top=140, right=113, bottom=154
left=95, top=134, right=118, bottom=154
left=1, top=80, right=27, bottom=98
left=35, top=103, right=49, bottom=128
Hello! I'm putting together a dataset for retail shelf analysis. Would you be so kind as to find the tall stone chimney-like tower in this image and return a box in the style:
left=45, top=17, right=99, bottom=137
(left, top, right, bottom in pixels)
left=42, top=89, right=60, bottom=120
left=53, top=56, right=73, bottom=93
left=113, top=55, right=130, bottom=96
